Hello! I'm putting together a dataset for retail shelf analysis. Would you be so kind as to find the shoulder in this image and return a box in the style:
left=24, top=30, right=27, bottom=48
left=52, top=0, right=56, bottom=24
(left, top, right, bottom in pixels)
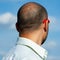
left=14, top=45, right=33, bottom=58
left=2, top=45, right=37, bottom=60
left=14, top=45, right=39, bottom=60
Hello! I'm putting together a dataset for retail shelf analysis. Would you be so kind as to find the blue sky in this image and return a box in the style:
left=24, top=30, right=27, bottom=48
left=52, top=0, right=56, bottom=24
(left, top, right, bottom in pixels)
left=0, top=0, right=60, bottom=60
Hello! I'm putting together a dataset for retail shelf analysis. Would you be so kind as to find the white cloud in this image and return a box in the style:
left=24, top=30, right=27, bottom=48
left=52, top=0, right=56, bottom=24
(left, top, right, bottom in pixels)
left=46, top=40, right=57, bottom=49
left=49, top=16, right=60, bottom=32
left=0, top=12, right=17, bottom=29
left=43, top=40, right=57, bottom=50
left=0, top=12, right=16, bottom=24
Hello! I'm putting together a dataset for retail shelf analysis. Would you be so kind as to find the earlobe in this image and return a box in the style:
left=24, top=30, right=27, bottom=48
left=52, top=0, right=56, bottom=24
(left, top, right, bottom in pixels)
left=43, top=22, right=47, bottom=32
left=44, top=27, right=46, bottom=32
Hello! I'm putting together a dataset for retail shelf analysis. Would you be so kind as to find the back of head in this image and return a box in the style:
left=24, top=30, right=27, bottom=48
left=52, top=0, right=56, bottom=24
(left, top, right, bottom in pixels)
left=17, top=2, right=48, bottom=33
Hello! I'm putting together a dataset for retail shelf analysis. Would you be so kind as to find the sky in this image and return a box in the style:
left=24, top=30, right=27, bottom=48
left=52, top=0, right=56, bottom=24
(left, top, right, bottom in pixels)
left=0, top=0, right=60, bottom=60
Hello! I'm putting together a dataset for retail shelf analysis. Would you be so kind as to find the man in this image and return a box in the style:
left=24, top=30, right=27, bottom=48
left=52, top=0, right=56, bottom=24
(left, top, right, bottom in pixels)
left=2, top=2, right=50, bottom=60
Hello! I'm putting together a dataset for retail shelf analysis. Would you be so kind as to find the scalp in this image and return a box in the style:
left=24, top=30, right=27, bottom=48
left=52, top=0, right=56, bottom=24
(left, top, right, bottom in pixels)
left=17, top=2, right=48, bottom=33
left=19, top=2, right=41, bottom=21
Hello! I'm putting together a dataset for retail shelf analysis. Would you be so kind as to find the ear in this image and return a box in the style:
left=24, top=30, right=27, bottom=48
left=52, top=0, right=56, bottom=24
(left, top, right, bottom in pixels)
left=43, top=20, right=48, bottom=32
left=16, top=23, right=19, bottom=32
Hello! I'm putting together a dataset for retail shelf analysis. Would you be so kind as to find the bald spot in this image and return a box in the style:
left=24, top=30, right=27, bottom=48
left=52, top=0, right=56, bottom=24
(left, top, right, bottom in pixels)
left=17, top=2, right=48, bottom=33
left=20, top=2, right=42, bottom=21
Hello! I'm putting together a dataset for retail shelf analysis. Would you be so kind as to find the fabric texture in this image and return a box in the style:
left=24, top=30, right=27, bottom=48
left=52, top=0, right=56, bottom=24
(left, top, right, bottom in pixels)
left=2, top=37, right=48, bottom=60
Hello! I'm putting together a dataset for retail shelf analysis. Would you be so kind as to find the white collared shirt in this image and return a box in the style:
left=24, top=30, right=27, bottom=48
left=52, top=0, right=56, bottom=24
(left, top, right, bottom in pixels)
left=2, top=37, right=48, bottom=60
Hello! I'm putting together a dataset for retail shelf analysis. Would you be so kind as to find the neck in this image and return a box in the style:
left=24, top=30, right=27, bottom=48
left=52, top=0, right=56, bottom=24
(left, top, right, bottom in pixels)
left=19, top=30, right=43, bottom=46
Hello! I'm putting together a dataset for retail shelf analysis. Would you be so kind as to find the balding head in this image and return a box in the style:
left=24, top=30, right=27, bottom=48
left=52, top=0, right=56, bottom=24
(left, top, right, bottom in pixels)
left=17, top=2, right=48, bottom=33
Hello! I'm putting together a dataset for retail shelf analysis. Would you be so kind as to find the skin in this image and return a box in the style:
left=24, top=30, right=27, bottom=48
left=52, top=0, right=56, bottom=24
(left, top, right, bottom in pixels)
left=16, top=20, right=49, bottom=45
left=16, top=3, right=49, bottom=45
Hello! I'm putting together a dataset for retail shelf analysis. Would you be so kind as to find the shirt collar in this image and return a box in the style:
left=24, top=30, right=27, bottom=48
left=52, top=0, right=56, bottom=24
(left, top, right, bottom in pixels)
left=17, top=37, right=48, bottom=59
